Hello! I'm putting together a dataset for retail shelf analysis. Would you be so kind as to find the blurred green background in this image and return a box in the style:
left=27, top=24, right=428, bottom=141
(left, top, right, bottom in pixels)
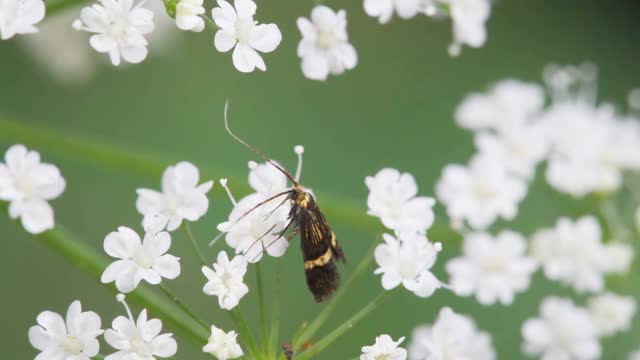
left=1, top=0, right=639, bottom=358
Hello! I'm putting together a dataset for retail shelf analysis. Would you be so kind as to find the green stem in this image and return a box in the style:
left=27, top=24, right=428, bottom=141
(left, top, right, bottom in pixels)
left=293, top=235, right=378, bottom=350
left=255, top=262, right=268, bottom=352
left=599, top=194, right=631, bottom=242
left=296, top=291, right=388, bottom=360
left=268, top=262, right=282, bottom=356
left=202, top=14, right=219, bottom=30
left=185, top=222, right=208, bottom=266
left=159, top=283, right=210, bottom=330
left=93, top=355, right=105, bottom=360
left=228, top=308, right=261, bottom=359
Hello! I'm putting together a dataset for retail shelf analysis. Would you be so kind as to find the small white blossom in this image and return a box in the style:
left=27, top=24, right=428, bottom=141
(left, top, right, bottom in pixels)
left=361, top=334, right=407, bottom=360
left=211, top=0, right=282, bottom=73
left=408, top=307, right=495, bottom=360
left=175, top=0, right=205, bottom=32
left=28, top=300, right=103, bottom=360
left=363, top=0, right=423, bottom=24
left=248, top=160, right=288, bottom=195
left=105, top=295, right=177, bottom=360
left=72, top=0, right=155, bottom=66
left=203, top=325, right=244, bottom=359
left=603, top=242, right=634, bottom=274
left=435, top=155, right=527, bottom=230
left=630, top=349, right=640, bottom=360
left=0, top=0, right=45, bottom=40
left=202, top=251, right=249, bottom=310
left=366, top=168, right=436, bottom=235
left=522, top=296, right=600, bottom=360
left=0, top=144, right=66, bottom=234
left=297, top=6, right=357, bottom=81
left=101, top=226, right=181, bottom=293
left=374, top=233, right=442, bottom=297
left=531, top=216, right=610, bottom=293
left=447, top=0, right=491, bottom=56
left=446, top=231, right=537, bottom=305
left=588, top=292, right=636, bottom=337
left=136, top=161, right=214, bottom=232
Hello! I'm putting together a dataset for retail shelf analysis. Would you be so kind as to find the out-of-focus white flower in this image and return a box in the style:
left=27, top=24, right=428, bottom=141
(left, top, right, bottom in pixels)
left=446, top=231, right=537, bottom=305
left=630, top=349, right=640, bottom=360
left=455, top=79, right=545, bottom=132
left=629, top=88, right=640, bottom=112
left=603, top=242, right=634, bottom=275
left=136, top=161, right=214, bottom=232
left=408, top=307, right=495, bottom=360
left=211, top=0, right=281, bottom=72
left=366, top=168, right=436, bottom=235
left=360, top=334, right=407, bottom=360
left=28, top=300, right=103, bottom=360
left=297, top=6, right=357, bottom=81
left=175, top=0, right=205, bottom=32
left=374, top=233, right=442, bottom=298
left=363, top=0, right=423, bottom=24
left=101, top=226, right=181, bottom=293
left=0, top=0, right=45, bottom=40
left=105, top=294, right=177, bottom=360
left=531, top=216, right=610, bottom=293
left=522, top=296, right=600, bottom=360
left=202, top=251, right=249, bottom=310
left=203, top=325, right=243, bottom=359
left=435, top=156, right=527, bottom=230
left=72, top=0, right=155, bottom=66
left=217, top=192, right=291, bottom=263
left=447, top=0, right=491, bottom=56
left=248, top=160, right=288, bottom=195
left=588, top=292, right=636, bottom=337
left=0, top=144, right=66, bottom=234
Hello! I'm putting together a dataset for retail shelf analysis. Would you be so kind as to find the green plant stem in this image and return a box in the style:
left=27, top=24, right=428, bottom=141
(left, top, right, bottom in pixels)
left=268, top=262, right=282, bottom=356
left=202, top=14, right=219, bottom=30
left=255, top=262, right=268, bottom=352
left=292, top=236, right=378, bottom=350
left=159, top=283, right=210, bottom=330
left=185, top=223, right=209, bottom=266
left=295, top=291, right=389, bottom=360
left=94, top=355, right=105, bottom=360
left=599, top=194, right=631, bottom=242
left=228, top=308, right=261, bottom=359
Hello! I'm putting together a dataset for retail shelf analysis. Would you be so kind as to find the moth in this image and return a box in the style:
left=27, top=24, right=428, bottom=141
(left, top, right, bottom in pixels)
left=224, top=103, right=346, bottom=302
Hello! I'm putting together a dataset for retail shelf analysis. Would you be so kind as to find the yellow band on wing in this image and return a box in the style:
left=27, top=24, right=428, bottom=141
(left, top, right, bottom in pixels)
left=304, top=248, right=333, bottom=270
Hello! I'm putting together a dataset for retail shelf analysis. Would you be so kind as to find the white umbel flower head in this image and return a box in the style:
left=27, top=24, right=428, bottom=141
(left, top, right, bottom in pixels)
left=211, top=0, right=282, bottom=72
left=588, top=292, right=636, bottom=337
left=603, top=242, right=634, bottom=275
left=72, top=0, right=155, bottom=66
left=363, top=0, right=423, bottom=24
left=531, top=216, right=609, bottom=293
left=0, top=0, right=45, bottom=39
left=175, top=0, right=205, bottom=32
left=202, top=251, right=249, bottom=310
left=136, top=161, right=214, bottom=232
left=360, top=335, right=407, bottom=360
left=374, top=233, right=442, bottom=297
left=203, top=325, right=244, bottom=360
left=28, top=300, right=103, bottom=360
left=105, top=294, right=178, bottom=360
left=0, top=144, right=66, bottom=234
left=248, top=160, right=288, bottom=195
left=446, top=231, right=537, bottom=305
left=101, top=226, right=181, bottom=293
left=435, top=155, right=527, bottom=230
left=522, top=296, right=600, bottom=360
left=408, top=307, right=495, bottom=360
left=447, top=0, right=491, bottom=56
left=366, top=168, right=436, bottom=235
left=297, top=6, right=357, bottom=81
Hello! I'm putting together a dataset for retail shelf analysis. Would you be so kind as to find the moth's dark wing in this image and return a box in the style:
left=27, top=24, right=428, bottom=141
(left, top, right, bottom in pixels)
left=329, top=231, right=347, bottom=263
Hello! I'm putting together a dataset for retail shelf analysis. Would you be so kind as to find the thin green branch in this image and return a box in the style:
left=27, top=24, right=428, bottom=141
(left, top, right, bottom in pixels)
left=255, top=262, right=268, bottom=352
left=159, top=283, right=210, bottom=330
left=202, top=14, right=219, bottom=30
left=184, top=222, right=209, bottom=266
left=268, top=262, right=282, bottom=356
left=228, top=308, right=261, bottom=359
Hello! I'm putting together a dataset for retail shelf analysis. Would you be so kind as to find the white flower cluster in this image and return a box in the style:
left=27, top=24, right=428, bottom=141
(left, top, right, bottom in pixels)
left=361, top=334, right=408, bottom=360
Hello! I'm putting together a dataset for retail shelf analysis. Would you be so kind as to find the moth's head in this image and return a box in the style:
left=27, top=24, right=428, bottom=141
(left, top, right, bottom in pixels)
left=292, top=186, right=312, bottom=209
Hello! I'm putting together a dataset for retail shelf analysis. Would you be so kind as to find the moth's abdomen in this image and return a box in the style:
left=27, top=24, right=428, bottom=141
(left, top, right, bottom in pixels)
left=304, top=255, right=340, bottom=303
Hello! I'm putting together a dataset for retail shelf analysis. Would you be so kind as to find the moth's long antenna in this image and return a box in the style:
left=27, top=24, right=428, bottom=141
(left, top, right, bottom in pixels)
left=224, top=100, right=298, bottom=186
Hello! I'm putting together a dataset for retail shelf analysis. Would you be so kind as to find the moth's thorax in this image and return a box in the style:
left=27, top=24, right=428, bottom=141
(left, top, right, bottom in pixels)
left=293, top=186, right=313, bottom=209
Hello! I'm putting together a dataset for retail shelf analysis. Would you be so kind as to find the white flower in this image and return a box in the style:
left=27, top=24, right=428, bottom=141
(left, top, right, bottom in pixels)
left=28, top=300, right=103, bottom=360
left=217, top=192, right=291, bottom=263
left=603, top=242, right=634, bottom=274
left=366, top=168, right=436, bottom=235
left=588, top=292, right=636, bottom=337
left=531, top=216, right=610, bottom=293
left=137, top=161, right=214, bottom=232
left=446, top=231, right=537, bottom=305
left=211, top=0, right=281, bottom=72
left=175, top=0, right=205, bottom=32
left=296, top=6, right=357, bottom=81
left=248, top=160, right=288, bottom=195
left=522, top=296, right=600, bottom=360
left=202, top=251, right=249, bottom=310
left=630, top=349, right=640, bottom=360
left=455, top=79, right=545, bottom=132
left=435, top=156, right=527, bottom=230
left=202, top=325, right=244, bottom=360
left=408, top=307, right=495, bottom=360
left=447, top=0, right=491, bottom=56
left=374, top=233, right=442, bottom=297
left=0, top=0, right=45, bottom=40
left=101, top=226, right=181, bottom=293
left=105, top=295, right=177, bottom=360
left=0, top=144, right=66, bottom=234
left=361, top=335, right=407, bottom=360
left=72, top=0, right=155, bottom=66
left=363, top=0, right=423, bottom=24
